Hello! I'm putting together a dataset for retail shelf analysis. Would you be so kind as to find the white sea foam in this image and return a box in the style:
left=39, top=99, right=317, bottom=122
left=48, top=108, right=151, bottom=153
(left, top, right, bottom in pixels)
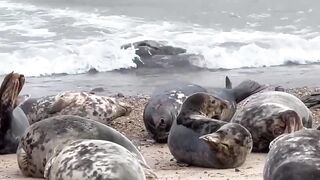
left=1, top=0, right=320, bottom=77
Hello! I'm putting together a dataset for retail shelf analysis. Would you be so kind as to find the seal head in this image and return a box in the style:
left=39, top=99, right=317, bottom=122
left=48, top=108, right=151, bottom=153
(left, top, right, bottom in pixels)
left=231, top=91, right=311, bottom=152
left=168, top=92, right=253, bottom=168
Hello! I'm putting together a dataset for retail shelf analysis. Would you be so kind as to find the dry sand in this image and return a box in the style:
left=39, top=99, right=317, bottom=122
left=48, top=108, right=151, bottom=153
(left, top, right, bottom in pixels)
left=1, top=86, right=320, bottom=180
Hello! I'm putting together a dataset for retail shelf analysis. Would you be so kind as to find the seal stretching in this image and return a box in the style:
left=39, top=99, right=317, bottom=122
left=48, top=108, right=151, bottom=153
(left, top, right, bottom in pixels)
left=168, top=92, right=253, bottom=168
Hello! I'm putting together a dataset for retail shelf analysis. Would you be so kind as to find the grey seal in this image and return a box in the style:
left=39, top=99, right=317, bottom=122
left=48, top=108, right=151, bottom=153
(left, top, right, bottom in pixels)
left=168, top=92, right=253, bottom=168
left=231, top=91, right=312, bottom=152
left=144, top=77, right=265, bottom=143
left=45, top=139, right=148, bottom=180
left=18, top=91, right=132, bottom=125
left=17, top=115, right=156, bottom=179
left=0, top=72, right=29, bottom=154
left=264, top=129, right=320, bottom=180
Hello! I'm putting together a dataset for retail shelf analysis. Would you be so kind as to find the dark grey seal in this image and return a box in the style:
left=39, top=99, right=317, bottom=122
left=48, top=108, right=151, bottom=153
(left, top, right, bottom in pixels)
left=18, top=91, right=132, bottom=125
left=264, top=129, right=320, bottom=180
left=121, top=40, right=205, bottom=68
left=144, top=77, right=265, bottom=143
left=231, top=91, right=312, bottom=152
left=45, top=139, right=149, bottom=180
left=168, top=92, right=253, bottom=168
left=17, top=115, right=156, bottom=179
left=0, top=72, right=29, bottom=154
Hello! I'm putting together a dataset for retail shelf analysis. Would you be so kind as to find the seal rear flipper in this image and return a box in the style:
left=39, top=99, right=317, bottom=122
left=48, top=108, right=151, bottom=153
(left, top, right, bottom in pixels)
left=232, top=79, right=267, bottom=103
left=225, top=76, right=232, bottom=89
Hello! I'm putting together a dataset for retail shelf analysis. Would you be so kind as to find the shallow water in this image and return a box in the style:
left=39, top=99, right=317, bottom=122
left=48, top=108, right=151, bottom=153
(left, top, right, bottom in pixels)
left=3, top=64, right=318, bottom=98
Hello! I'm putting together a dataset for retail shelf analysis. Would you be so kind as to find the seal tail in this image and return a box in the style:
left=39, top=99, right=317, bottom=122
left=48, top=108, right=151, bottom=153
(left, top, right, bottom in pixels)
left=232, top=79, right=267, bottom=103
left=225, top=76, right=232, bottom=89
left=301, top=93, right=320, bottom=109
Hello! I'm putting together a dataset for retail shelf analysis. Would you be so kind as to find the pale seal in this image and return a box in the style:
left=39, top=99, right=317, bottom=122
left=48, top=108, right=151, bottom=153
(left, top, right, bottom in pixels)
left=45, top=139, right=148, bottom=180
left=264, top=129, right=320, bottom=180
left=231, top=91, right=312, bottom=152
left=167, top=92, right=253, bottom=168
left=17, top=115, right=156, bottom=179
left=144, top=77, right=265, bottom=143
left=18, top=91, right=132, bottom=125
left=0, top=72, right=30, bottom=154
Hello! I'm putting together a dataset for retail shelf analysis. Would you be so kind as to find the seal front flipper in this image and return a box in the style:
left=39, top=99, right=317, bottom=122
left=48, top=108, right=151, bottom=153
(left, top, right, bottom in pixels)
left=232, top=79, right=267, bottom=103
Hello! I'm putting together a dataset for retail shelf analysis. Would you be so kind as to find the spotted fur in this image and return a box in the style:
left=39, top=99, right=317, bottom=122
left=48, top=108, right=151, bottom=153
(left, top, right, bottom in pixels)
left=19, top=92, right=132, bottom=125
left=264, top=129, right=320, bottom=180
left=168, top=92, right=252, bottom=168
left=45, top=139, right=148, bottom=180
left=17, top=115, right=149, bottom=178
left=231, top=91, right=311, bottom=152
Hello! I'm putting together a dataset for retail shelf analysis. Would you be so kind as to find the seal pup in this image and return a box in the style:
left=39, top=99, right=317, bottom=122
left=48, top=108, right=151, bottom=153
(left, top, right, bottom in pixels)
left=168, top=92, right=253, bottom=168
left=231, top=91, right=312, bottom=152
left=17, top=115, right=155, bottom=179
left=45, top=139, right=148, bottom=180
left=144, top=77, right=265, bottom=143
left=264, top=129, right=320, bottom=180
left=0, top=72, right=29, bottom=154
left=18, top=91, right=132, bottom=125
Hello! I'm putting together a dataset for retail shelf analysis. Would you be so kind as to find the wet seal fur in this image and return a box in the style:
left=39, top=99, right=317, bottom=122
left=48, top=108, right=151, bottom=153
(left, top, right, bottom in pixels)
left=231, top=91, right=312, bottom=152
left=17, top=115, right=156, bottom=179
left=168, top=92, right=253, bottom=168
left=144, top=77, right=265, bottom=143
left=45, top=139, right=148, bottom=180
left=0, top=72, right=29, bottom=154
left=19, top=91, right=132, bottom=125
left=264, top=129, right=320, bottom=180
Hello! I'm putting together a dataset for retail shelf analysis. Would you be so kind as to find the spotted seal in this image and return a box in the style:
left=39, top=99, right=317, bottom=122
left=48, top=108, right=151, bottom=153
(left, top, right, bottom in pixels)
left=231, top=91, right=312, bottom=152
left=144, top=77, right=265, bottom=143
left=167, top=92, right=253, bottom=168
left=264, top=129, right=320, bottom=180
left=0, top=72, right=29, bottom=154
left=44, top=139, right=148, bottom=180
left=18, top=91, right=132, bottom=125
left=17, top=115, right=156, bottom=179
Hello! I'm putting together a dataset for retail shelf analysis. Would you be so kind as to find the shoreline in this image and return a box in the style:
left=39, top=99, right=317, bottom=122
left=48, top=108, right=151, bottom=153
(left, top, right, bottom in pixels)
left=1, top=86, right=320, bottom=179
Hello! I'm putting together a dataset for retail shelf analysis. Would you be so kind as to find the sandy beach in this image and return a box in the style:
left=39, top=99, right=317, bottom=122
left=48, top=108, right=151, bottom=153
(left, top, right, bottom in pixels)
left=0, top=83, right=320, bottom=180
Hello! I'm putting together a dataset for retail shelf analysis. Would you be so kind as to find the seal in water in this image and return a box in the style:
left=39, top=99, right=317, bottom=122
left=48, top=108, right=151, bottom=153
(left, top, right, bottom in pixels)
left=18, top=91, right=132, bottom=125
left=264, top=129, right=320, bottom=180
left=144, top=77, right=265, bottom=143
left=168, top=92, right=253, bottom=168
left=0, top=72, right=29, bottom=154
left=45, top=139, right=148, bottom=180
left=231, top=91, right=312, bottom=152
left=17, top=115, right=156, bottom=179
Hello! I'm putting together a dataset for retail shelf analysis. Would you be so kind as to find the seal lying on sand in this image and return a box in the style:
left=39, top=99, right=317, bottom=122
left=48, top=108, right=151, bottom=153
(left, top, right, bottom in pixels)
left=168, top=93, right=253, bottom=168
left=0, top=72, right=29, bottom=154
left=17, top=115, right=156, bottom=179
left=264, top=129, right=320, bottom=180
left=18, top=91, right=132, bottom=125
left=45, top=139, right=148, bottom=180
left=144, top=77, right=265, bottom=143
left=231, top=91, right=312, bottom=152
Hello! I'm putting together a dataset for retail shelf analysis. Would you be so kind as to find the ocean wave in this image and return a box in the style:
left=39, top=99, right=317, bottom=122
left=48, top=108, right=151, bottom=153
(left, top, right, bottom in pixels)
left=1, top=0, right=320, bottom=77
